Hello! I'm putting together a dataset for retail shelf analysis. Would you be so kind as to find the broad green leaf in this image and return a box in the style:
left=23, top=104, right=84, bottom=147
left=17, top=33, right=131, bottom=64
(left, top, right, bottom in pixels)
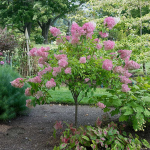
left=82, top=135, right=90, bottom=141
left=119, top=115, right=128, bottom=122
left=142, top=139, right=150, bottom=148
left=123, top=108, right=133, bottom=115
left=134, top=106, right=144, bottom=112
left=144, top=109, right=150, bottom=117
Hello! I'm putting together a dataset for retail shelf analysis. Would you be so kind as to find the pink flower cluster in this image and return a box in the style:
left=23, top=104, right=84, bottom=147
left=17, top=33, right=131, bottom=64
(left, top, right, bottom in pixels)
left=96, top=44, right=102, bottom=50
left=46, top=78, right=56, bottom=89
left=87, top=55, right=91, bottom=60
left=118, top=50, right=132, bottom=60
left=124, top=70, right=132, bottom=78
left=38, top=66, right=53, bottom=77
left=54, top=54, right=67, bottom=60
left=28, top=76, right=41, bottom=83
left=122, top=84, right=131, bottom=92
left=85, top=78, right=90, bottom=82
left=10, top=78, right=24, bottom=88
left=50, top=27, right=61, bottom=37
left=0, top=52, right=3, bottom=55
left=125, top=60, right=140, bottom=70
left=99, top=32, right=109, bottom=38
left=34, top=91, right=43, bottom=99
left=97, top=102, right=106, bottom=109
left=104, top=17, right=119, bottom=29
left=113, top=66, right=126, bottom=74
left=26, top=99, right=32, bottom=108
left=119, top=76, right=132, bottom=84
left=70, top=21, right=96, bottom=44
left=80, top=57, right=86, bottom=63
left=102, top=59, right=113, bottom=71
left=25, top=87, right=32, bottom=96
left=65, top=68, right=71, bottom=74
left=58, top=59, right=68, bottom=67
left=0, top=61, right=4, bottom=65
left=103, top=40, right=115, bottom=50
left=29, top=47, right=50, bottom=57
left=52, top=67, right=61, bottom=76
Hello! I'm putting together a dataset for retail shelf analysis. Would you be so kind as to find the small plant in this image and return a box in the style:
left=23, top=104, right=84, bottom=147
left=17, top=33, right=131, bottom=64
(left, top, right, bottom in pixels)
left=0, top=65, right=29, bottom=120
left=34, top=35, right=45, bottom=44
left=53, top=120, right=150, bottom=150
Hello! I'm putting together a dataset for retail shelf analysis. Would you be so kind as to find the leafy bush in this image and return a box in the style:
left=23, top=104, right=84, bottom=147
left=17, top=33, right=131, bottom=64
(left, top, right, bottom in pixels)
left=0, top=65, right=29, bottom=120
left=34, top=35, right=44, bottom=44
left=89, top=82, right=150, bottom=131
left=0, top=27, right=18, bottom=52
left=53, top=120, right=150, bottom=150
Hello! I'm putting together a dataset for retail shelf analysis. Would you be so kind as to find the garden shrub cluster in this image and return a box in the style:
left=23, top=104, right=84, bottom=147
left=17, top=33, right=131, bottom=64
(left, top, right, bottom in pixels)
left=53, top=121, right=150, bottom=150
left=0, top=65, right=29, bottom=120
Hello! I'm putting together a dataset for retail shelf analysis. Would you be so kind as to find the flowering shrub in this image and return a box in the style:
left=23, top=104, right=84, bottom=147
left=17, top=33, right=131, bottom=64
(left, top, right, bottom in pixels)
left=53, top=120, right=150, bottom=150
left=11, top=16, right=141, bottom=127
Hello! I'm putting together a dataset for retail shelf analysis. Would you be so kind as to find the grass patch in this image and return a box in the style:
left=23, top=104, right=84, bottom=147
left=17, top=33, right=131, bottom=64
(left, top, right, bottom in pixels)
left=46, top=86, right=110, bottom=105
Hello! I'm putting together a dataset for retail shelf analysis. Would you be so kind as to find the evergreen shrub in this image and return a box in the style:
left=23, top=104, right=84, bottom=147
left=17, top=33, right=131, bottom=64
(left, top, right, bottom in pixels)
left=0, top=65, right=29, bottom=120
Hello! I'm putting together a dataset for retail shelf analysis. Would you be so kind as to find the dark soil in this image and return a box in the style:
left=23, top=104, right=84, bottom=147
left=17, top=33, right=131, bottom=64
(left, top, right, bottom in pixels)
left=0, top=104, right=150, bottom=150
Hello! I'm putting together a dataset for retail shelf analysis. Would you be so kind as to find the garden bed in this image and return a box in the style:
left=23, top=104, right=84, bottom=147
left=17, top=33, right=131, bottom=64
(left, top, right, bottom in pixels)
left=0, top=104, right=150, bottom=150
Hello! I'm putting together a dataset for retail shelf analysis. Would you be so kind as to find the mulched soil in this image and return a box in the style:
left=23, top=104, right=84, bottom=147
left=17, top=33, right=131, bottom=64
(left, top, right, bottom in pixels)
left=0, top=104, right=150, bottom=150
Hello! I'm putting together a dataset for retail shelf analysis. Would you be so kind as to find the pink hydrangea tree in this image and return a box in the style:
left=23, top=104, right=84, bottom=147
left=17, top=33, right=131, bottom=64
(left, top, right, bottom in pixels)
left=11, top=17, right=140, bottom=127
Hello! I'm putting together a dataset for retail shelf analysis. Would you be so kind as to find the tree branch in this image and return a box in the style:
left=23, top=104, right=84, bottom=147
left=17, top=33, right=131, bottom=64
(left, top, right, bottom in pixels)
left=38, top=21, right=42, bottom=28
left=18, top=27, right=24, bottom=33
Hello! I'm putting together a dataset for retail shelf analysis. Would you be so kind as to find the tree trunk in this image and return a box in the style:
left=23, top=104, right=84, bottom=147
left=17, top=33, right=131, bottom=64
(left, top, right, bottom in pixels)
left=143, top=62, right=147, bottom=76
left=40, top=19, right=51, bottom=44
left=41, top=23, right=50, bottom=44
left=71, top=90, right=80, bottom=128
left=75, top=96, right=78, bottom=128
left=66, top=20, right=71, bottom=36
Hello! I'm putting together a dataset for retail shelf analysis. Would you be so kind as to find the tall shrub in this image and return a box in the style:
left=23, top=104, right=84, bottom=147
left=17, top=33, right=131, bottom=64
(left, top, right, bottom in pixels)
left=0, top=65, right=29, bottom=120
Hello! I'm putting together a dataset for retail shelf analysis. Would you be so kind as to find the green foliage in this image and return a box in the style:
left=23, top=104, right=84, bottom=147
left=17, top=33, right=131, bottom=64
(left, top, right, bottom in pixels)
left=91, top=79, right=150, bottom=131
left=53, top=121, right=150, bottom=150
left=0, top=65, right=29, bottom=120
left=34, top=35, right=44, bottom=44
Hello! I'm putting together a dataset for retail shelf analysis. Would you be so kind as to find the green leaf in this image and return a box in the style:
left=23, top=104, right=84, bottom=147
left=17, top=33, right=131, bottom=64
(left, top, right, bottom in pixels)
left=144, top=109, right=150, bottom=117
left=103, top=107, right=111, bottom=112
left=134, top=106, right=144, bottom=113
left=142, top=139, right=150, bottom=148
left=119, top=115, right=128, bottom=122
left=60, top=143, right=67, bottom=149
left=82, top=135, right=90, bottom=141
left=123, top=108, right=133, bottom=115
left=110, top=108, right=120, bottom=116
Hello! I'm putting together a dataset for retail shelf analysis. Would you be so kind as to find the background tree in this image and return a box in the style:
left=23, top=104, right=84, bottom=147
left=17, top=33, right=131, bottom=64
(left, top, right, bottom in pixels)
left=0, top=0, right=89, bottom=44
left=0, top=0, right=35, bottom=37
